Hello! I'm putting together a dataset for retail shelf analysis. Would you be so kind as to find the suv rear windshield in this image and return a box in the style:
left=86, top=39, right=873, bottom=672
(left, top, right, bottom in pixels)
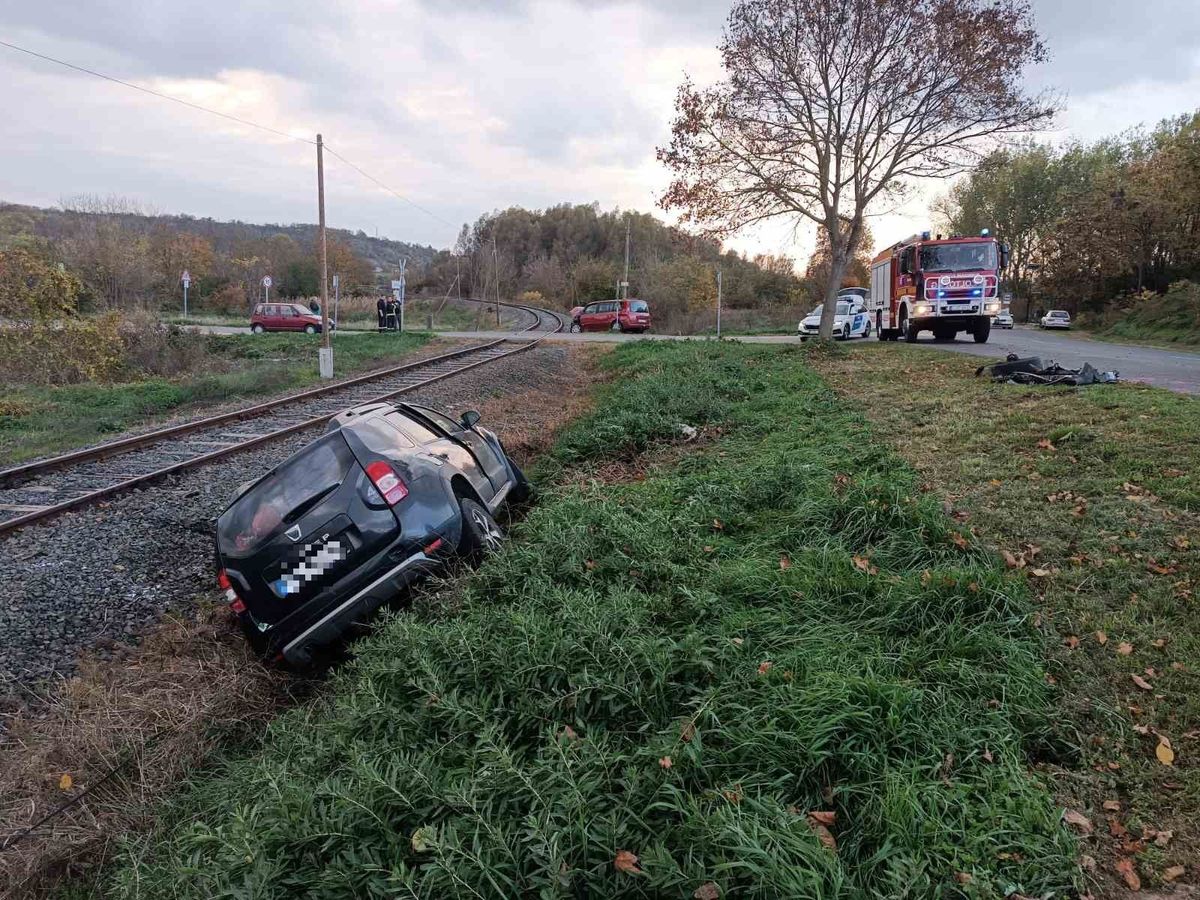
left=218, top=434, right=355, bottom=554
left=628, top=300, right=649, bottom=313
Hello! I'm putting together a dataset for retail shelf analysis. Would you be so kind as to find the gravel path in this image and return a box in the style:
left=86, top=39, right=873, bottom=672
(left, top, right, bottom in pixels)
left=0, top=344, right=576, bottom=700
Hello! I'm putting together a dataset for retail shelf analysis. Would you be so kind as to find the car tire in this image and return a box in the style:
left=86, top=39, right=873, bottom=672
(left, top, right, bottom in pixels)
left=305, top=324, right=317, bottom=335
left=458, top=498, right=504, bottom=563
left=570, top=322, right=582, bottom=333
left=973, top=318, right=991, bottom=344
left=252, top=324, right=265, bottom=334
left=864, top=321, right=872, bottom=339
left=610, top=320, right=621, bottom=333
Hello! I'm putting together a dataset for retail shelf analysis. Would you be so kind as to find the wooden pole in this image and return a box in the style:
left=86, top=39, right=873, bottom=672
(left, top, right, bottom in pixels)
left=317, top=134, right=332, bottom=375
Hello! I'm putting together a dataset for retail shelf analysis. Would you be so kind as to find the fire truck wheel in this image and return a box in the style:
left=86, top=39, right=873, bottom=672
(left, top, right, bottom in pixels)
left=973, top=318, right=991, bottom=344
left=904, top=317, right=920, bottom=343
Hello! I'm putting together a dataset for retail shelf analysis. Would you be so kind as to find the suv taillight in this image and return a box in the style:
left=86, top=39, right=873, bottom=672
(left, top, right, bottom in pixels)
left=217, top=569, right=246, bottom=613
left=365, top=461, right=409, bottom=505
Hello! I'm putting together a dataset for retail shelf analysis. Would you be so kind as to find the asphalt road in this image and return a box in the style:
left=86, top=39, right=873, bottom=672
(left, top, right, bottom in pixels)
left=190, top=324, right=1200, bottom=396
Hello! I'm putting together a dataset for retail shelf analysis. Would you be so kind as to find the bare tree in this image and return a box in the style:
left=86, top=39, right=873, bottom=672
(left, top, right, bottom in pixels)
left=659, top=0, right=1055, bottom=339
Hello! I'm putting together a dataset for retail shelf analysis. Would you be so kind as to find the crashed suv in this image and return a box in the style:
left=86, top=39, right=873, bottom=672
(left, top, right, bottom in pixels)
left=215, top=401, right=528, bottom=666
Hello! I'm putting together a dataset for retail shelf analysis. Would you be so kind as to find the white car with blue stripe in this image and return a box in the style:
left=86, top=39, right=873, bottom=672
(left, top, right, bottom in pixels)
left=798, top=297, right=872, bottom=340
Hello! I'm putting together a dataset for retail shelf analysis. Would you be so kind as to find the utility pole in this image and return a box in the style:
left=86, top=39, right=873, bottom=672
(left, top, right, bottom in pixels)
left=492, top=233, right=500, bottom=328
left=622, top=215, right=631, bottom=300
left=716, top=269, right=723, bottom=340
left=317, top=133, right=332, bottom=379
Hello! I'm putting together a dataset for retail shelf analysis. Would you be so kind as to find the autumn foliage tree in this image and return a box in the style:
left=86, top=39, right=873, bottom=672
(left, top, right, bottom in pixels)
left=659, top=0, right=1055, bottom=340
left=805, top=221, right=875, bottom=306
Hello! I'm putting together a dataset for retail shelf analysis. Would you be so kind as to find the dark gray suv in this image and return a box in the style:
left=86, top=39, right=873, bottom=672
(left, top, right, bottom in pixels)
left=215, top=401, right=529, bottom=666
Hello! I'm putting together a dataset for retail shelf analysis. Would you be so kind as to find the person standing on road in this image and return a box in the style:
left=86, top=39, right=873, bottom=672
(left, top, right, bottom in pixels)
left=309, top=299, right=320, bottom=315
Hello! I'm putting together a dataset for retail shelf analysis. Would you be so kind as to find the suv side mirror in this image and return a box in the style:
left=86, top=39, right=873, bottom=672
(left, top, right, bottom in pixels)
left=460, top=410, right=481, bottom=429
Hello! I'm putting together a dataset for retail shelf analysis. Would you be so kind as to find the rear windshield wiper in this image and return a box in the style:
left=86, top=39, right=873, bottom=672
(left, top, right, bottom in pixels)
left=282, top=483, right=339, bottom=525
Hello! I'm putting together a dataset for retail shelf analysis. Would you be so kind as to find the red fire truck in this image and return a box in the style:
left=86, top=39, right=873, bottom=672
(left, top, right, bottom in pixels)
left=869, top=230, right=1009, bottom=344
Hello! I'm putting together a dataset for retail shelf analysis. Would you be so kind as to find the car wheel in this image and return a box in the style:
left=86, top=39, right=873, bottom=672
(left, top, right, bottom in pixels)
left=610, top=320, right=621, bottom=333
left=458, top=498, right=504, bottom=562
left=569, top=322, right=582, bottom=333
left=864, top=321, right=872, bottom=339
left=305, top=324, right=317, bottom=335
left=252, top=324, right=265, bottom=334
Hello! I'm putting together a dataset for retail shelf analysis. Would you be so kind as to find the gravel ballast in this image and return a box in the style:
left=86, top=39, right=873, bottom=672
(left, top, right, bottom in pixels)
left=0, top=344, right=578, bottom=699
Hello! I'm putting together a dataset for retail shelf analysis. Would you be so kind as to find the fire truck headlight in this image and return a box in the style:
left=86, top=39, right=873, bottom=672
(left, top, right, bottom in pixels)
left=985, top=302, right=1001, bottom=313
left=915, top=304, right=931, bottom=316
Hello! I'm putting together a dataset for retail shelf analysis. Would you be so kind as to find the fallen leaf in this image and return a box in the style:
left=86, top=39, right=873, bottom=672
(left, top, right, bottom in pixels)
left=58, top=773, right=73, bottom=791
left=1154, top=830, right=1174, bottom=848
left=1152, top=638, right=1167, bottom=649
left=1109, top=817, right=1129, bottom=839
left=731, top=637, right=744, bottom=646
left=680, top=721, right=695, bottom=742
left=411, top=826, right=435, bottom=853
left=1002, top=550, right=1023, bottom=568
left=1065, top=635, right=1080, bottom=650
left=614, top=850, right=643, bottom=876
left=711, top=519, right=724, bottom=531
left=584, top=559, right=596, bottom=571
left=806, top=818, right=837, bottom=851
left=955, top=872, right=973, bottom=885
left=951, top=532, right=970, bottom=549
left=808, top=811, right=837, bottom=827
left=1037, top=439, right=1056, bottom=451
left=920, top=569, right=932, bottom=586
left=560, top=725, right=579, bottom=741
left=982, top=748, right=994, bottom=763
left=1063, top=809, right=1093, bottom=834
left=1095, top=630, right=1108, bottom=645
left=1117, top=642, right=1134, bottom=656
left=1115, top=858, right=1141, bottom=891
left=1102, top=799, right=1122, bottom=812
left=723, top=785, right=743, bottom=805
left=1156, top=736, right=1176, bottom=766
left=757, top=661, right=773, bottom=675
left=1080, top=854, right=1097, bottom=872
left=1030, top=568, right=1051, bottom=578
left=659, top=756, right=673, bottom=770
left=852, top=555, right=878, bottom=575
left=1131, top=674, right=1153, bottom=691
left=779, top=555, right=792, bottom=571
left=1163, top=865, right=1186, bottom=882
left=694, top=883, right=721, bottom=900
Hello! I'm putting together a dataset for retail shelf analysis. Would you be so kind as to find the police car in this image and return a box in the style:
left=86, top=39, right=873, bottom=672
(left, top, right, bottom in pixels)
left=798, top=291, right=872, bottom=340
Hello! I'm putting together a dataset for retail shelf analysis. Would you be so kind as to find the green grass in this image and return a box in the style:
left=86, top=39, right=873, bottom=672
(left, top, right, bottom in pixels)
left=107, top=342, right=1078, bottom=898
left=0, top=332, right=431, bottom=465
left=814, top=344, right=1200, bottom=893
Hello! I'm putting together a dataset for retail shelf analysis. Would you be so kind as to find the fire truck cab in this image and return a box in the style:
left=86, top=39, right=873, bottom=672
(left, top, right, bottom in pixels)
left=869, top=231, right=1009, bottom=344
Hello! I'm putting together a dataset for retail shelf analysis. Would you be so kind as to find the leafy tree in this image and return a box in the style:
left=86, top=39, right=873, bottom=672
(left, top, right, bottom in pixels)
left=0, top=248, right=82, bottom=319
left=804, top=222, right=874, bottom=305
left=659, top=0, right=1054, bottom=339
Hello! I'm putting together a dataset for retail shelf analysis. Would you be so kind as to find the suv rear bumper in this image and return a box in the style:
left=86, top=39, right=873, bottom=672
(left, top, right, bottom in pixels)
left=279, top=545, right=440, bottom=666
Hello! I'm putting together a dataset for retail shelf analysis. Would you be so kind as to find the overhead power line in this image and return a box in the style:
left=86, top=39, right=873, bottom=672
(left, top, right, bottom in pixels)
left=0, top=37, right=314, bottom=145
left=0, top=37, right=456, bottom=232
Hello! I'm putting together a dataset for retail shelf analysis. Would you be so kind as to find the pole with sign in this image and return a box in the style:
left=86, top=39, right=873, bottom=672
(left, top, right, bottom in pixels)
left=716, top=269, right=723, bottom=340
left=181, top=270, right=191, bottom=318
left=262, top=275, right=273, bottom=306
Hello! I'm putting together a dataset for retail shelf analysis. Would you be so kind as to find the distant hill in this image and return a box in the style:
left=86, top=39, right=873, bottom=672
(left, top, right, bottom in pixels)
left=0, top=201, right=439, bottom=273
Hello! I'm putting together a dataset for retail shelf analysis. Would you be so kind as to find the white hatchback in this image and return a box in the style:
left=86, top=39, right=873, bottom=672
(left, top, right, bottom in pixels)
left=798, top=300, right=871, bottom=340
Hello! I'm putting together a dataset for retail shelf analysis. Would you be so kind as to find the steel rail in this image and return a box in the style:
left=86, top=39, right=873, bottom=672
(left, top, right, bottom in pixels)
left=0, top=303, right=564, bottom=536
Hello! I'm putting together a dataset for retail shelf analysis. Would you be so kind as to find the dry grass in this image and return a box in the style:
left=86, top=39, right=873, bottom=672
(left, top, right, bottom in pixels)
left=0, top=605, right=297, bottom=899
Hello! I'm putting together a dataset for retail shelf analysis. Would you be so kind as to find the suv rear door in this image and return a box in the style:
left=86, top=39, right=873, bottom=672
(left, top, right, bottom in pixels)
left=216, top=433, right=399, bottom=628
left=407, top=405, right=509, bottom=493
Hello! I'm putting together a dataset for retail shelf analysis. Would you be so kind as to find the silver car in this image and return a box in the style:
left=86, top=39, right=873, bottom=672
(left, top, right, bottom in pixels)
left=993, top=311, right=1015, bottom=329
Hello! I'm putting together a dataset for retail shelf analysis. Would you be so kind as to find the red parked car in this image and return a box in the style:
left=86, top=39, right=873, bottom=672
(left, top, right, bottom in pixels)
left=569, top=299, right=652, bottom=334
left=250, top=303, right=333, bottom=335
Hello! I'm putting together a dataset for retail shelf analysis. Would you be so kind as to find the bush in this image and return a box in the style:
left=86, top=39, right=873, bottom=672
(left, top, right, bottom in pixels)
left=0, top=316, right=125, bottom=385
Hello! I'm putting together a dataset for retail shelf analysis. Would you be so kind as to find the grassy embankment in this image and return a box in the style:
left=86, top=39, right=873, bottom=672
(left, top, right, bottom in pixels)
left=0, top=332, right=430, bottom=466
left=106, top=341, right=1080, bottom=898
left=815, top=344, right=1199, bottom=895
left=1077, top=280, right=1200, bottom=348
left=166, top=297, right=524, bottom=332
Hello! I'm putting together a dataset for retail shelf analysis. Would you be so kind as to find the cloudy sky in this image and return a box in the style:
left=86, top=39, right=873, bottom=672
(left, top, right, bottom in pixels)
left=2, top=0, right=1198, bottom=262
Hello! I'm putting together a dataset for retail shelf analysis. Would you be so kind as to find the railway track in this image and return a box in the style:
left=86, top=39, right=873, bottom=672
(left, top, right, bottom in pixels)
left=0, top=302, right=566, bottom=536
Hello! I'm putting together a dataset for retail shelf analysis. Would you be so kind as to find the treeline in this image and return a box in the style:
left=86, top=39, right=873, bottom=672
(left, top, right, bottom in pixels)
left=423, top=203, right=803, bottom=321
left=938, top=110, right=1200, bottom=322
left=0, top=198, right=435, bottom=314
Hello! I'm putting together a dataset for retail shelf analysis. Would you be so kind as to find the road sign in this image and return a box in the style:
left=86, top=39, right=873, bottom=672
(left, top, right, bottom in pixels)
left=1003, top=291, right=1013, bottom=303
left=391, top=280, right=403, bottom=290
left=181, top=270, right=191, bottom=288
left=332, top=274, right=340, bottom=290
left=262, top=276, right=273, bottom=288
